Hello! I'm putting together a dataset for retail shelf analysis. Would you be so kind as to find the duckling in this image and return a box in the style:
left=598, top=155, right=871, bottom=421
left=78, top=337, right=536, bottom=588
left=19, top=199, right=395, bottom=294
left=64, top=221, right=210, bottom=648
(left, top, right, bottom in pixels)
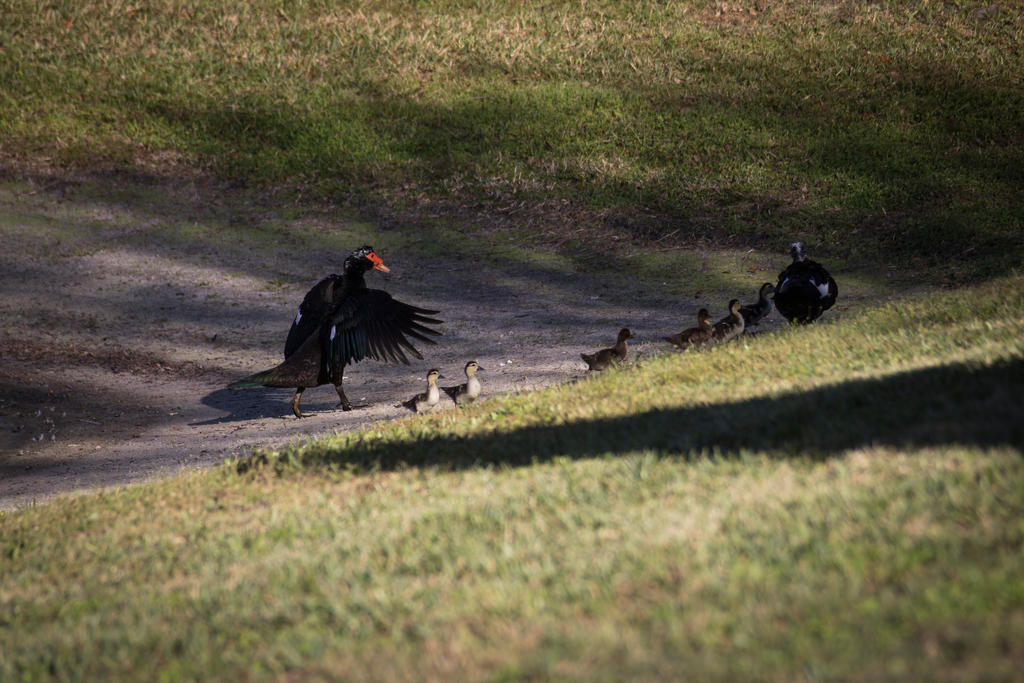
left=773, top=242, right=838, bottom=324
left=442, top=360, right=483, bottom=405
left=399, top=368, right=444, bottom=413
left=711, top=299, right=745, bottom=343
left=739, top=283, right=775, bottom=329
left=581, top=328, right=634, bottom=371
left=664, top=309, right=713, bottom=348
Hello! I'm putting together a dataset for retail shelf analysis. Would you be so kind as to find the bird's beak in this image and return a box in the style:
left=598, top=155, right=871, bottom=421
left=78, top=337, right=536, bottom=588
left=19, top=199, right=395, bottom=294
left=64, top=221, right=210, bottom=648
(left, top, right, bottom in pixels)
left=368, top=252, right=390, bottom=272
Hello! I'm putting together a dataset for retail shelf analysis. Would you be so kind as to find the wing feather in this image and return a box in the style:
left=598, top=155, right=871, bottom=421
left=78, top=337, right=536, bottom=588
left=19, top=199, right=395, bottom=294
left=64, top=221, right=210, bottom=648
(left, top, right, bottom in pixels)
left=320, top=289, right=442, bottom=373
left=285, top=275, right=343, bottom=359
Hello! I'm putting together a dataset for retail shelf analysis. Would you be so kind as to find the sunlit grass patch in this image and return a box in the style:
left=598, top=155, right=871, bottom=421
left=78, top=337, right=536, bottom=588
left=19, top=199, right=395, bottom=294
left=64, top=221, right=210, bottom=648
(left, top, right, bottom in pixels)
left=4, top=440, right=1022, bottom=679
left=2, top=0, right=1022, bottom=278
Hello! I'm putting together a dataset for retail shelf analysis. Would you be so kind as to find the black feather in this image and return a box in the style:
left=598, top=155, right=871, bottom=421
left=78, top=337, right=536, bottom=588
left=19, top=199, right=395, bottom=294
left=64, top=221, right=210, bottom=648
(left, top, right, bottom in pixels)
left=231, top=245, right=443, bottom=418
left=774, top=243, right=838, bottom=324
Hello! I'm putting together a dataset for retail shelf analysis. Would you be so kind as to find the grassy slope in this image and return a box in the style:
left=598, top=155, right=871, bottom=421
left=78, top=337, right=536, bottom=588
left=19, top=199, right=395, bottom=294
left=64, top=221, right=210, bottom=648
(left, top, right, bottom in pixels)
left=2, top=0, right=1023, bottom=280
left=2, top=0, right=1024, bottom=679
left=2, top=276, right=1023, bottom=681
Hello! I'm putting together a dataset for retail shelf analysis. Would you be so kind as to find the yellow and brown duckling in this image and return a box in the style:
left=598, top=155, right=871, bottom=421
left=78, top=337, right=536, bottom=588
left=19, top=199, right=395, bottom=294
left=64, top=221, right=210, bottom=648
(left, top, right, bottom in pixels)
left=664, top=308, right=713, bottom=349
left=442, top=360, right=483, bottom=405
left=400, top=368, right=444, bottom=413
left=711, top=299, right=745, bottom=343
left=581, top=328, right=634, bottom=371
left=738, top=283, right=775, bottom=329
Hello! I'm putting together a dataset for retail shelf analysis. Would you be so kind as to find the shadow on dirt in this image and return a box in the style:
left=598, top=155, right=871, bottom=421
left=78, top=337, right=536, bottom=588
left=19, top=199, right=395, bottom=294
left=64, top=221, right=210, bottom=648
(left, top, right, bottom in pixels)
left=194, top=387, right=298, bottom=424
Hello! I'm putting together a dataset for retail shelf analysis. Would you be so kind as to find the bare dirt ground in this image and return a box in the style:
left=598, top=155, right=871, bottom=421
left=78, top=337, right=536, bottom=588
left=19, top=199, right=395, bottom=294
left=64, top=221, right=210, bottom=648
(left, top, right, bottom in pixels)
left=0, top=170, right=818, bottom=511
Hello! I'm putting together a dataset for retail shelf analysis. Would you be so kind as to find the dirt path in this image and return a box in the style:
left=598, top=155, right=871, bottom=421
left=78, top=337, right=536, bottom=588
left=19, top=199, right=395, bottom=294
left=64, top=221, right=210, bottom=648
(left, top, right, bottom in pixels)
left=0, top=171, right=801, bottom=511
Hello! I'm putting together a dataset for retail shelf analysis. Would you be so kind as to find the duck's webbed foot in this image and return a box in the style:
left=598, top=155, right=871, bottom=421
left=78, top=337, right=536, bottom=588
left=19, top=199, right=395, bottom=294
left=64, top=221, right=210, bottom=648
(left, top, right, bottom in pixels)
left=335, top=384, right=353, bottom=411
left=292, top=389, right=312, bottom=418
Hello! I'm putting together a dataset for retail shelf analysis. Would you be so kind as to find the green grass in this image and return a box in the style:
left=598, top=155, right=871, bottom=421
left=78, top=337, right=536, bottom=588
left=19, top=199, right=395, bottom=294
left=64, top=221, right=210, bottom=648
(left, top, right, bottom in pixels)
left=2, top=275, right=1022, bottom=681
left=240, top=270, right=1024, bottom=467
left=3, top=1, right=1024, bottom=678
left=2, top=0, right=1023, bottom=279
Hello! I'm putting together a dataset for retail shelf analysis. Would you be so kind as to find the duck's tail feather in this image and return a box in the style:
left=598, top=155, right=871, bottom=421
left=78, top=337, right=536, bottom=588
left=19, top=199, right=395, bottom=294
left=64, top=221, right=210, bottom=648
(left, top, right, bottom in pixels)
left=229, top=367, right=293, bottom=389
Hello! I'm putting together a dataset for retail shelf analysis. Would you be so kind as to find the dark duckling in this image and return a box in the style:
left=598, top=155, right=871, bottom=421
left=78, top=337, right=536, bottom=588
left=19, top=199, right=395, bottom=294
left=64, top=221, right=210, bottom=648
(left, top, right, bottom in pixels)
left=739, top=283, right=775, bottom=329
left=664, top=309, right=713, bottom=348
left=581, top=328, right=634, bottom=371
left=711, top=299, right=745, bottom=343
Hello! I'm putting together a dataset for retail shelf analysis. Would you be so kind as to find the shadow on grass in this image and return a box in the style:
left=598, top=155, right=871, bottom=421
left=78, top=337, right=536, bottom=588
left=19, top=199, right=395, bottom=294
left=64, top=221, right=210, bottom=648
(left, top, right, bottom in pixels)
left=135, top=53, right=1024, bottom=279
left=244, top=356, right=1024, bottom=473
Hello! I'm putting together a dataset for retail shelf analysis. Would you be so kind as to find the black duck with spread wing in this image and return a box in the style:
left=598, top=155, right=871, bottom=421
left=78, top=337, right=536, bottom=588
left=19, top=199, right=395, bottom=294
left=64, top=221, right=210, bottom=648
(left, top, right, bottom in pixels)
left=230, top=246, right=442, bottom=417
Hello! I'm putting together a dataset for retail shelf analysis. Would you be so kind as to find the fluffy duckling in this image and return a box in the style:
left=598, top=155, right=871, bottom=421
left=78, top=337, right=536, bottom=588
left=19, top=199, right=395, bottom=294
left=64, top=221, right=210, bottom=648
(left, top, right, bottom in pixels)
left=739, top=283, right=775, bottom=329
left=442, top=360, right=483, bottom=405
left=664, top=309, right=713, bottom=348
left=399, top=368, right=444, bottom=413
left=711, top=299, right=745, bottom=343
left=581, top=328, right=634, bottom=371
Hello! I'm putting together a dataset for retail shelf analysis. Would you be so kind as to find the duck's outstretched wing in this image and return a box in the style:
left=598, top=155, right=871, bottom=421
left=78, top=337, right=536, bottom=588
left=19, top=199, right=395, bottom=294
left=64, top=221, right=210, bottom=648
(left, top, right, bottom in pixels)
left=321, top=289, right=442, bottom=373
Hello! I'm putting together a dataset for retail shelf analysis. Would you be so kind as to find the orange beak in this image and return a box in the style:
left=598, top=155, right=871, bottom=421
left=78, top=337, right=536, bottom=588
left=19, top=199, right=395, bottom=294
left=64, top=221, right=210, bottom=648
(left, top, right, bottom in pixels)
left=368, top=251, right=390, bottom=272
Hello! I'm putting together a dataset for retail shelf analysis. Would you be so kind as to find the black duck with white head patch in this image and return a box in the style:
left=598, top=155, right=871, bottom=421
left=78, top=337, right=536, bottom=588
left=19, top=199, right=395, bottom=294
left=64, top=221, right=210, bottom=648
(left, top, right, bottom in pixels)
left=773, top=242, right=838, bottom=324
left=711, top=299, right=745, bottom=343
left=400, top=368, right=444, bottom=413
left=739, top=282, right=775, bottom=329
left=664, top=309, right=713, bottom=348
left=581, top=328, right=634, bottom=371
left=229, top=246, right=442, bottom=417
left=442, top=360, right=483, bottom=405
